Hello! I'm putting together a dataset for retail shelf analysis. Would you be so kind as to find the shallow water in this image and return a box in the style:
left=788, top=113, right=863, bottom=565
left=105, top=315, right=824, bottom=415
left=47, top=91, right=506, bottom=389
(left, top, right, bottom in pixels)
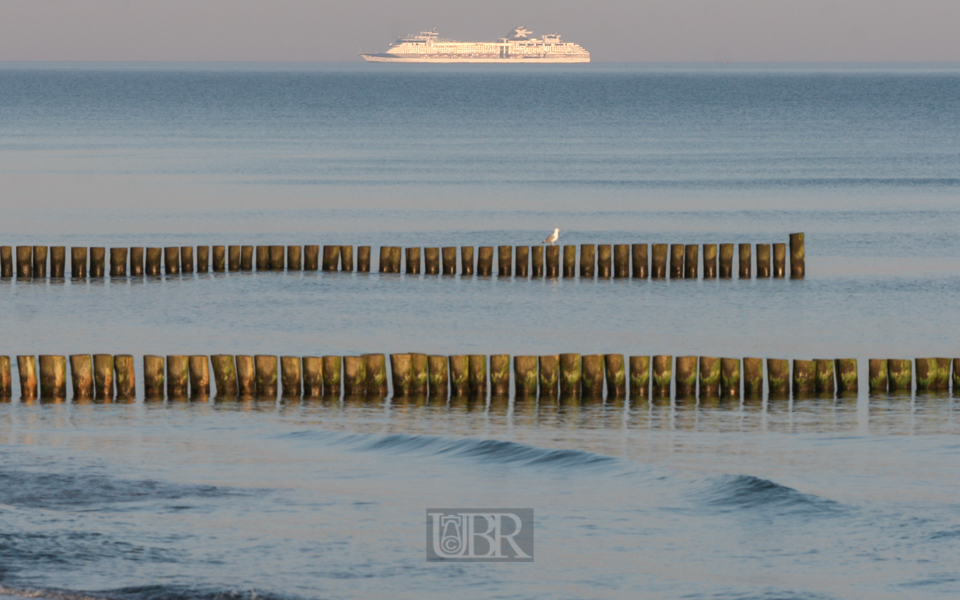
left=1, top=63, right=959, bottom=599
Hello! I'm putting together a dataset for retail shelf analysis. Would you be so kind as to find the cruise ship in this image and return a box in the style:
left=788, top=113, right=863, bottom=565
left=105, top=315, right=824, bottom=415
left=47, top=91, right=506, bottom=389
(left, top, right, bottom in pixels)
left=360, top=27, right=590, bottom=63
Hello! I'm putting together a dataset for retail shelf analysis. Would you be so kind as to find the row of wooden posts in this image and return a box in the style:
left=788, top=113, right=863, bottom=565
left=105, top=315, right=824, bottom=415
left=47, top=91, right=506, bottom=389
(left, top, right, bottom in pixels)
left=0, top=234, right=805, bottom=280
left=0, top=354, right=951, bottom=400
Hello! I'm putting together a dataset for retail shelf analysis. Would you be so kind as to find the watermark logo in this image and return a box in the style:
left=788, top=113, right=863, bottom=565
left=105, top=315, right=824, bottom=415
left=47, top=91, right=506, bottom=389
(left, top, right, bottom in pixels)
left=426, top=508, right=534, bottom=562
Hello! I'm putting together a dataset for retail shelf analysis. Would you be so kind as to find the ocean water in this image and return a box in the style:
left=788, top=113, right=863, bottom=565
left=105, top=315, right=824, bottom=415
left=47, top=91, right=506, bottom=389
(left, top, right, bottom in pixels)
left=1, top=63, right=959, bottom=599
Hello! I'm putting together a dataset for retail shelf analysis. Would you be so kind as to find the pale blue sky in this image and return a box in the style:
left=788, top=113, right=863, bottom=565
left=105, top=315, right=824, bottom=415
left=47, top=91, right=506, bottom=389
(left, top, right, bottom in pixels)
left=1, top=0, right=958, bottom=62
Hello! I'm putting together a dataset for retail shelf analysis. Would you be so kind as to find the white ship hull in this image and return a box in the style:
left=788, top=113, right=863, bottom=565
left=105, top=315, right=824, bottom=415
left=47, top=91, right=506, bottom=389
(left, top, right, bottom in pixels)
left=361, top=55, right=590, bottom=63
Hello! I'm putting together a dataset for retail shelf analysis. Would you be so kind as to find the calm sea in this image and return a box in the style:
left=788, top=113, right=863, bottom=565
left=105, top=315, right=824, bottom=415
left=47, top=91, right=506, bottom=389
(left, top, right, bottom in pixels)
left=0, top=63, right=959, bottom=599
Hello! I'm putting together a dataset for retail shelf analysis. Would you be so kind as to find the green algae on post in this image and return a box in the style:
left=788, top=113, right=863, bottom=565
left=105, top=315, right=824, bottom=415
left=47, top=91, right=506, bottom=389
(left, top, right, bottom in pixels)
left=302, top=357, right=322, bottom=397
left=559, top=353, right=582, bottom=398
left=514, top=356, right=538, bottom=398
left=835, top=359, right=858, bottom=393
left=675, top=356, right=697, bottom=397
left=604, top=354, right=626, bottom=398
left=449, top=355, right=470, bottom=397
left=538, top=355, right=560, bottom=398
left=410, top=353, right=428, bottom=396
left=363, top=354, right=388, bottom=397
left=490, top=355, right=510, bottom=398
left=143, top=356, right=165, bottom=398
left=581, top=354, right=604, bottom=399
left=720, top=358, right=741, bottom=397
left=390, top=353, right=412, bottom=397
left=280, top=356, right=301, bottom=397
left=652, top=355, right=672, bottom=397
left=766, top=359, right=790, bottom=395
left=212, top=355, right=239, bottom=397
left=114, top=355, right=136, bottom=399
left=468, top=355, right=487, bottom=398
left=887, top=359, right=912, bottom=391
left=698, top=356, right=721, bottom=397
left=915, top=358, right=950, bottom=391
left=792, top=359, right=815, bottom=395
left=743, top=357, right=763, bottom=397
left=427, top=355, right=448, bottom=398
left=93, top=354, right=114, bottom=399
left=255, top=355, right=279, bottom=398
left=322, top=356, right=342, bottom=396
left=814, top=359, right=835, bottom=394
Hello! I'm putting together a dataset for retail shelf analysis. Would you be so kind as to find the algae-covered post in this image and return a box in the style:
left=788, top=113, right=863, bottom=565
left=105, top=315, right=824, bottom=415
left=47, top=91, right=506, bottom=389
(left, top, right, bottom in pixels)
left=390, top=354, right=412, bottom=397
left=538, top=355, right=560, bottom=398
left=143, top=356, right=165, bottom=397
left=767, top=359, right=790, bottom=395
left=364, top=354, right=388, bottom=397
left=814, top=359, right=835, bottom=394
left=93, top=354, right=114, bottom=399
left=280, top=356, right=301, bottom=397
left=743, top=357, right=763, bottom=397
left=629, top=356, right=650, bottom=398
left=428, top=355, right=448, bottom=398
left=675, top=356, right=697, bottom=397
left=322, top=356, right=342, bottom=396
left=835, top=359, right=858, bottom=393
left=581, top=354, right=604, bottom=399
left=604, top=354, right=626, bottom=398
left=449, top=355, right=470, bottom=397
left=915, top=358, right=950, bottom=391
left=166, top=355, right=189, bottom=398
left=720, top=358, right=740, bottom=397
left=114, top=355, right=136, bottom=399
left=514, top=356, right=538, bottom=398
left=468, top=355, right=487, bottom=398
left=792, top=360, right=815, bottom=395
left=255, top=355, right=279, bottom=397
left=544, top=246, right=560, bottom=278
left=302, top=357, right=322, bottom=397
left=490, top=355, right=510, bottom=398
left=515, top=246, right=529, bottom=277
left=410, top=353, right=428, bottom=396
left=212, top=355, right=239, bottom=396
left=652, top=355, right=672, bottom=397
left=559, top=353, right=582, bottom=398
left=698, top=356, right=721, bottom=397
left=887, top=359, right=912, bottom=391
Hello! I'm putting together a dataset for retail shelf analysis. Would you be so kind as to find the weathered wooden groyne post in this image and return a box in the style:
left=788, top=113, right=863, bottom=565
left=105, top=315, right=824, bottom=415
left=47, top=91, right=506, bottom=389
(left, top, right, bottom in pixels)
left=340, top=245, right=353, bottom=271
left=514, top=356, right=537, bottom=399
left=236, top=356, right=256, bottom=395
left=699, top=356, right=721, bottom=397
left=143, top=356, right=164, bottom=397
left=255, top=355, right=278, bottom=397
left=613, top=245, right=629, bottom=278
left=545, top=246, right=560, bottom=278
left=836, top=359, right=858, bottom=393
left=390, top=247, right=402, bottom=273
left=324, top=246, right=340, bottom=272
left=364, top=354, right=388, bottom=397
left=652, top=355, right=672, bottom=398
left=71, top=247, right=88, bottom=278
left=597, top=245, right=612, bottom=279
left=0, top=246, right=12, bottom=278
left=562, top=245, right=576, bottom=278
left=954, top=359, right=960, bottom=392
left=145, top=248, right=161, bottom=276
left=915, top=358, right=950, bottom=391
left=580, top=244, right=596, bottom=278
left=515, top=246, right=529, bottom=277
left=792, top=359, right=815, bottom=395
left=738, top=244, right=751, bottom=279
left=720, top=358, right=740, bottom=397
left=581, top=354, right=604, bottom=399
left=490, top=354, right=509, bottom=398
left=773, top=243, right=786, bottom=277
left=717, top=243, right=734, bottom=279
left=814, top=359, right=835, bottom=394
left=498, top=246, right=512, bottom=277
left=164, top=247, right=180, bottom=275
left=632, top=244, right=648, bottom=279
left=39, top=355, right=67, bottom=399
left=378, top=247, right=391, bottom=273
left=302, top=357, right=322, bottom=397
left=212, top=246, right=226, bottom=272
left=115, top=355, right=135, bottom=399
left=442, top=247, right=457, bottom=275
left=669, top=245, right=684, bottom=279
left=109, top=248, right=127, bottom=277
left=559, top=353, right=582, bottom=398
left=789, top=233, right=805, bottom=278
left=50, top=246, right=66, bottom=277
left=16, top=246, right=32, bottom=278
left=189, top=355, right=210, bottom=397
left=629, top=355, right=650, bottom=398
left=539, top=355, right=560, bottom=398
left=477, top=247, right=494, bottom=276
left=468, top=355, right=487, bottom=398
left=33, top=246, right=47, bottom=278
left=390, top=353, right=412, bottom=397
left=92, top=354, right=113, bottom=399
left=227, top=246, right=241, bottom=271
left=887, top=359, right=912, bottom=392
left=70, top=355, right=94, bottom=399
left=425, top=247, right=440, bottom=275
left=212, top=355, right=239, bottom=397
left=405, top=247, right=421, bottom=274
left=240, top=246, right=254, bottom=271
left=428, top=355, right=448, bottom=398
left=323, top=356, right=342, bottom=396
left=356, top=246, right=371, bottom=272
left=180, top=246, right=195, bottom=273
left=255, top=246, right=268, bottom=271
left=166, top=355, right=189, bottom=398
left=675, top=356, right=697, bottom=397
left=449, top=355, right=469, bottom=397
left=651, top=244, right=667, bottom=279
left=17, top=356, right=37, bottom=398
left=299, top=245, right=317, bottom=271
left=604, top=354, right=626, bottom=398
left=0, top=357, right=9, bottom=397
left=767, top=359, right=790, bottom=396
left=461, top=246, right=475, bottom=276
left=702, top=244, right=717, bottom=279
left=529, top=245, right=543, bottom=277
left=409, top=353, right=428, bottom=396
left=756, top=244, right=771, bottom=278
left=286, top=246, right=301, bottom=271
left=743, top=357, right=763, bottom=397
left=268, top=245, right=284, bottom=271
left=280, top=356, right=301, bottom=397
left=89, top=248, right=106, bottom=278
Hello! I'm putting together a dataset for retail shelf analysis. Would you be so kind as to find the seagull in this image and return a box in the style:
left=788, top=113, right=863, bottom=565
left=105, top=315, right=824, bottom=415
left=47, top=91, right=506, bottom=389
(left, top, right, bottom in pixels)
left=541, top=228, right=560, bottom=246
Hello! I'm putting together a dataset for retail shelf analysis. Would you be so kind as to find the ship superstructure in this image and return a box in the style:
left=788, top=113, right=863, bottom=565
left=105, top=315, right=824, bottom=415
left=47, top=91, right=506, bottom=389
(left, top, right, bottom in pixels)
left=360, top=27, right=590, bottom=63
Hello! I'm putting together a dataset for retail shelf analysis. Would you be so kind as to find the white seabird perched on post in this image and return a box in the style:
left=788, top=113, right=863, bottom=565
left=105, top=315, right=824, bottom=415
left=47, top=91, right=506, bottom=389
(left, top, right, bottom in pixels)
left=542, top=228, right=560, bottom=246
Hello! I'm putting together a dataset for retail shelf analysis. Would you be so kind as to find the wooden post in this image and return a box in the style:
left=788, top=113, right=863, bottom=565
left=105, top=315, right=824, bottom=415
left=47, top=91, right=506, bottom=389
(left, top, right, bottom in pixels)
left=652, top=355, right=672, bottom=397
left=390, top=247, right=402, bottom=273
left=166, top=356, right=188, bottom=397
left=545, top=246, right=560, bottom=278
left=449, top=355, right=470, bottom=396
left=71, top=247, right=88, bottom=278
left=442, top=247, right=457, bottom=275
left=604, top=354, right=626, bottom=398
left=144, top=247, right=161, bottom=276
left=164, top=247, right=180, bottom=275
left=255, top=355, right=278, bottom=397
left=241, top=246, right=254, bottom=271
left=515, top=246, right=529, bottom=277
left=255, top=246, right=269, bottom=271
left=580, top=244, right=596, bottom=277
left=93, top=354, right=113, bottom=399
left=916, top=358, right=950, bottom=391
left=530, top=245, right=543, bottom=277
left=189, top=355, right=210, bottom=397
left=340, top=245, right=353, bottom=271
left=669, top=244, right=684, bottom=279
left=538, top=355, right=559, bottom=398
left=887, top=359, right=912, bottom=391
left=324, top=246, right=341, bottom=272
left=212, top=246, right=226, bottom=272
left=468, top=355, right=487, bottom=397
left=954, top=359, right=960, bottom=393
left=773, top=243, right=786, bottom=278
left=815, top=359, right=835, bottom=394
left=357, top=246, right=371, bottom=273
left=702, top=244, right=717, bottom=279
left=17, top=356, right=37, bottom=399
left=868, top=359, right=888, bottom=392
left=179, top=246, right=194, bottom=273
left=212, top=355, right=239, bottom=396
left=237, top=355, right=255, bottom=395
left=630, top=356, right=651, bottom=399
left=89, top=247, right=106, bottom=278
left=582, top=354, right=604, bottom=399
left=559, top=353, right=582, bottom=397
left=789, top=233, right=805, bottom=278
left=428, top=355, right=448, bottom=398
left=304, top=245, right=320, bottom=271
left=109, top=248, right=127, bottom=277
left=793, top=360, right=815, bottom=395
left=461, top=246, right=475, bottom=276
left=406, top=247, right=422, bottom=274
left=424, top=247, right=440, bottom=275
left=767, top=359, right=790, bottom=395
left=364, top=354, right=388, bottom=397
left=651, top=244, right=668, bottom=279
left=143, top=356, right=164, bottom=397
left=198, top=245, right=211, bottom=273
left=756, top=244, right=771, bottom=278
left=720, top=358, right=740, bottom=397
left=390, top=353, right=412, bottom=397
left=323, top=356, right=342, bottom=396
left=122, top=247, right=140, bottom=277
left=738, top=243, right=751, bottom=279
left=33, top=246, right=47, bottom=278
left=39, top=355, right=67, bottom=398
left=114, top=355, right=135, bottom=399
left=719, top=244, right=734, bottom=278
left=477, top=247, right=494, bottom=276
left=302, top=357, right=322, bottom=397
left=70, top=355, right=94, bottom=399
left=0, top=246, right=11, bottom=278
left=497, top=246, right=512, bottom=277
left=280, top=356, right=301, bottom=397
left=675, top=356, right=697, bottom=397
left=16, top=246, right=32, bottom=278
left=613, top=244, right=629, bottom=278
left=632, top=244, right=648, bottom=279
left=378, top=247, right=391, bottom=273
left=268, top=245, right=284, bottom=270
left=49, top=247, right=65, bottom=277
left=698, top=356, right=720, bottom=397
left=597, top=245, right=612, bottom=279
left=0, top=356, right=9, bottom=397
left=410, top=353, right=428, bottom=396
left=683, top=244, right=698, bottom=279
left=835, top=359, right=858, bottom=393
left=343, top=356, right=366, bottom=397
left=743, top=357, right=763, bottom=397
left=562, top=245, right=576, bottom=278
left=228, top=246, right=241, bottom=271
left=514, top=356, right=538, bottom=398
left=287, top=246, right=302, bottom=271
left=490, top=354, right=510, bottom=398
